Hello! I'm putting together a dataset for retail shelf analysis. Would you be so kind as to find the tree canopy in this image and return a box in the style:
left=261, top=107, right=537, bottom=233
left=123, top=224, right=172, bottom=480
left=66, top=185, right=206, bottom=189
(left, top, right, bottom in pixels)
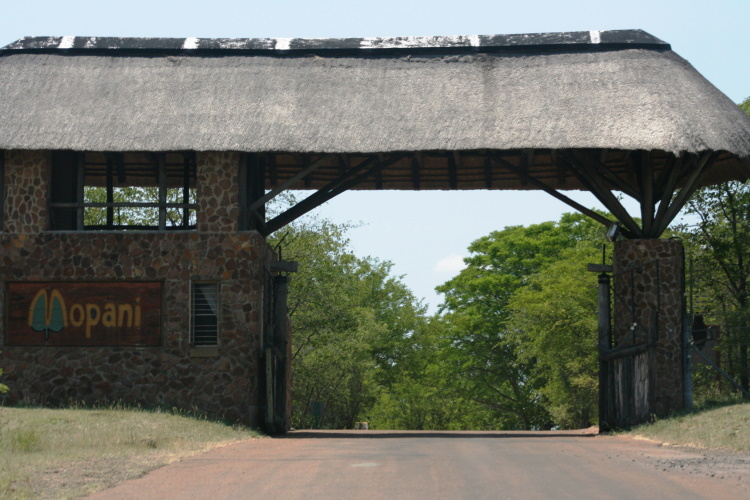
left=269, top=213, right=429, bottom=429
left=436, top=213, right=608, bottom=429
left=279, top=209, right=609, bottom=430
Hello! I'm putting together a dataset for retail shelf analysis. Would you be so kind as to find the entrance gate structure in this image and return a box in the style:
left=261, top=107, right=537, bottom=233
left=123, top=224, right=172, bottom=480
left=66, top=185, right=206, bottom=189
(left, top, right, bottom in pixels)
left=1, top=30, right=750, bottom=430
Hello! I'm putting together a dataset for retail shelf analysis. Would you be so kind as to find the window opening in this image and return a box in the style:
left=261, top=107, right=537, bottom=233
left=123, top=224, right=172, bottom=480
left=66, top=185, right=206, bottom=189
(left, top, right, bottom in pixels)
left=50, top=152, right=197, bottom=231
left=191, top=282, right=219, bottom=346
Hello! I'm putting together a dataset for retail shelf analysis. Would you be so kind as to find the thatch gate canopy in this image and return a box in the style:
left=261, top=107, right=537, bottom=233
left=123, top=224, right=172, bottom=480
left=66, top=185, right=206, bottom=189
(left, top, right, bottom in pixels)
left=2, top=30, right=749, bottom=237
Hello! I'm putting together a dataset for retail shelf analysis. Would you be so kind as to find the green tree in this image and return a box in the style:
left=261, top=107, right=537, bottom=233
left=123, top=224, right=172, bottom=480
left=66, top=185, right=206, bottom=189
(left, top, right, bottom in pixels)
left=366, top=316, right=504, bottom=430
left=678, top=97, right=750, bottom=395
left=290, top=307, right=382, bottom=428
left=0, top=350, right=8, bottom=393
left=682, top=180, right=750, bottom=392
left=436, top=213, right=608, bottom=429
left=84, top=186, right=195, bottom=228
left=740, top=96, right=750, bottom=115
left=271, top=213, right=428, bottom=429
left=508, top=244, right=600, bottom=428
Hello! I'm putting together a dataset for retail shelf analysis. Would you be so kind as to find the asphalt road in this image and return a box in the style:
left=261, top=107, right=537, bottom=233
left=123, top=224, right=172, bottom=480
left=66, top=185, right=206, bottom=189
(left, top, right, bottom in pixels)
left=88, top=430, right=749, bottom=499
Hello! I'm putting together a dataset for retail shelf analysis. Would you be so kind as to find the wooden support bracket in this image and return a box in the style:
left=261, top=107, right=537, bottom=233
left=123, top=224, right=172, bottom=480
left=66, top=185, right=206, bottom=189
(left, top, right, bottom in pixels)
left=493, top=155, right=616, bottom=230
left=565, top=151, right=643, bottom=238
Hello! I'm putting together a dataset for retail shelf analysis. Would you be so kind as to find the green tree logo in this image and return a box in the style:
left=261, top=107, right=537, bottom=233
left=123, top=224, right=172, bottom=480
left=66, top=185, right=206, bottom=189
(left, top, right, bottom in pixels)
left=28, top=289, right=68, bottom=341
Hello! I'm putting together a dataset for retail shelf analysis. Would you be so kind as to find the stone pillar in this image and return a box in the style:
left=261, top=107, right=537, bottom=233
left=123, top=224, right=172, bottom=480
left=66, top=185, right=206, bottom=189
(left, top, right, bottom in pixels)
left=613, top=239, right=685, bottom=417
left=197, top=151, right=241, bottom=233
left=4, top=150, right=49, bottom=234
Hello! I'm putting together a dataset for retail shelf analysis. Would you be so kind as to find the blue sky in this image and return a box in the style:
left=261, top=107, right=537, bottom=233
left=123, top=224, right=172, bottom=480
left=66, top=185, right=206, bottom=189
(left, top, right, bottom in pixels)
left=2, top=0, right=748, bottom=312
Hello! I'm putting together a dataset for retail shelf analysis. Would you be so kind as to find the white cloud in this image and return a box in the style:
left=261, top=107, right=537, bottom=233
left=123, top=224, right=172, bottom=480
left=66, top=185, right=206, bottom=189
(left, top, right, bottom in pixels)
left=433, top=255, right=467, bottom=274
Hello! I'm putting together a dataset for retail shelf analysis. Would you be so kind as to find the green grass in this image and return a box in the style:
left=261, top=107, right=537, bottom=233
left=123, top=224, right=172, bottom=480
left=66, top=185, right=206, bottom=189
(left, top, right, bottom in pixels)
left=626, top=401, right=750, bottom=452
left=0, top=405, right=261, bottom=499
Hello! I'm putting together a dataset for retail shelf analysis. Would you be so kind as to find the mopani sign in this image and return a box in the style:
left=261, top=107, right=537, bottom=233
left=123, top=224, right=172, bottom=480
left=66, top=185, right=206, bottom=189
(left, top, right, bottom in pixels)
left=6, top=282, right=161, bottom=346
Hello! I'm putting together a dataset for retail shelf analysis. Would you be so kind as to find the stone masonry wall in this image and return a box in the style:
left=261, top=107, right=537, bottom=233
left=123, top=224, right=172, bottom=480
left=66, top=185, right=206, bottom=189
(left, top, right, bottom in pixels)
left=197, top=151, right=241, bottom=233
left=4, top=150, right=48, bottom=234
left=613, top=239, right=685, bottom=417
left=0, top=150, right=271, bottom=426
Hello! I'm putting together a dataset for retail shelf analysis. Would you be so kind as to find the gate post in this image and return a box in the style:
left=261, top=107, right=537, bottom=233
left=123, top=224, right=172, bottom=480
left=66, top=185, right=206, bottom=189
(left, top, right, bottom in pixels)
left=588, top=261, right=614, bottom=431
left=597, top=271, right=613, bottom=431
left=263, top=260, right=297, bottom=435
left=613, top=239, right=686, bottom=420
left=273, top=274, right=291, bottom=433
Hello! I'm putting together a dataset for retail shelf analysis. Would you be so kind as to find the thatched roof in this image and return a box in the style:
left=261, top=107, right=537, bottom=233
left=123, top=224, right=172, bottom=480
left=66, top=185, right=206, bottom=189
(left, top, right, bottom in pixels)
left=1, top=30, right=749, bottom=193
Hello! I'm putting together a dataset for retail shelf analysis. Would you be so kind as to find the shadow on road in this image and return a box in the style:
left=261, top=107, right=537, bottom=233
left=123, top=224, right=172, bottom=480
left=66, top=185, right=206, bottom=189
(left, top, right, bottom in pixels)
left=279, top=429, right=599, bottom=439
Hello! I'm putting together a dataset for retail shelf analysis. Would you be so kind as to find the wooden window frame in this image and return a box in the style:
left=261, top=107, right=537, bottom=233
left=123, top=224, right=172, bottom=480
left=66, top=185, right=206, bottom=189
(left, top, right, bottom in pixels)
left=49, top=151, right=197, bottom=231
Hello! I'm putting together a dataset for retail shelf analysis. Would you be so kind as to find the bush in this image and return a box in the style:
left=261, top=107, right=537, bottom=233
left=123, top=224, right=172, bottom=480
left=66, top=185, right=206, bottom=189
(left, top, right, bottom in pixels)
left=0, top=352, right=9, bottom=394
left=7, top=429, right=42, bottom=453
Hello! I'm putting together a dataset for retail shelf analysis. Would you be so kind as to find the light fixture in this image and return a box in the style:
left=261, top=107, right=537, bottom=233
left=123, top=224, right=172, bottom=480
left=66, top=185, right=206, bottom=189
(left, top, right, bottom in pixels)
left=606, top=222, right=621, bottom=242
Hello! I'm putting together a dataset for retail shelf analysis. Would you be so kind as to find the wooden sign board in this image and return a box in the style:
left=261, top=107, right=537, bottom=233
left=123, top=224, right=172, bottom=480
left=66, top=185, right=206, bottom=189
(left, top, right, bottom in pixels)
left=6, top=282, right=161, bottom=346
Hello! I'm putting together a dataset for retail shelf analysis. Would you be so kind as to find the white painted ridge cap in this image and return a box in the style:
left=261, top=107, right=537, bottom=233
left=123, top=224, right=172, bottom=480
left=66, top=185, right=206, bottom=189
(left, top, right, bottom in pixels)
left=182, top=37, right=199, bottom=50
left=1, top=30, right=671, bottom=52
left=58, top=36, right=75, bottom=49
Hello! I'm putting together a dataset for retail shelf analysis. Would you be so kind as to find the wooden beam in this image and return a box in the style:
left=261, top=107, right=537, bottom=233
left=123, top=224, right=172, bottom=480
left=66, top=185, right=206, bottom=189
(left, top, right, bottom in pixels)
left=338, top=155, right=349, bottom=177
left=553, top=150, right=566, bottom=188
left=652, top=152, right=714, bottom=236
left=599, top=149, right=608, bottom=163
left=520, top=149, right=533, bottom=187
left=573, top=149, right=640, bottom=200
left=248, top=155, right=330, bottom=213
left=116, top=152, right=127, bottom=184
left=652, top=154, right=676, bottom=201
left=652, top=154, right=686, bottom=231
left=182, top=153, right=192, bottom=228
left=238, top=153, right=249, bottom=230
left=302, top=154, right=313, bottom=188
left=76, top=152, right=85, bottom=230
left=269, top=154, right=278, bottom=186
left=635, top=151, right=656, bottom=237
left=263, top=156, right=402, bottom=235
left=449, top=151, right=459, bottom=189
left=157, top=153, right=167, bottom=230
left=106, top=155, right=114, bottom=228
left=240, top=154, right=267, bottom=231
left=492, top=155, right=617, bottom=230
left=375, top=154, right=384, bottom=190
left=249, top=207, right=268, bottom=234
left=484, top=153, right=493, bottom=188
left=565, top=152, right=643, bottom=238
left=255, top=155, right=267, bottom=226
left=243, top=154, right=266, bottom=231
left=412, top=152, right=422, bottom=190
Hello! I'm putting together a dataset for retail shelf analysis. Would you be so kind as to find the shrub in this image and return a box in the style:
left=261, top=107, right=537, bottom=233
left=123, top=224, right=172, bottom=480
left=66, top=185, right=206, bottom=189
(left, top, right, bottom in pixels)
left=0, top=352, right=9, bottom=394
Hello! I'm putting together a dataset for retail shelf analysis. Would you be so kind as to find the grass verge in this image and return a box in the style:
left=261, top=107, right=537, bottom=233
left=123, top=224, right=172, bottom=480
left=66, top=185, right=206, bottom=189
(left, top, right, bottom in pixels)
left=626, top=401, right=750, bottom=452
left=0, top=405, right=261, bottom=499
